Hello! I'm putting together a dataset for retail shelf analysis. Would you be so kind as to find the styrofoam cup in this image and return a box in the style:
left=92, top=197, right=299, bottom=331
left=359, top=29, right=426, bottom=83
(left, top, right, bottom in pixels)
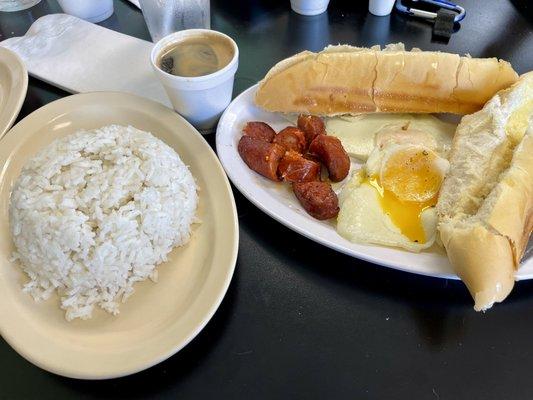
left=151, top=29, right=239, bottom=132
left=290, top=0, right=330, bottom=16
left=368, top=0, right=395, bottom=16
left=57, top=0, right=114, bottom=23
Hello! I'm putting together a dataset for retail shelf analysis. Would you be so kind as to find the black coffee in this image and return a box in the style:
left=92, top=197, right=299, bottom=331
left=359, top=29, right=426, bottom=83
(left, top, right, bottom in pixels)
left=157, top=34, right=233, bottom=77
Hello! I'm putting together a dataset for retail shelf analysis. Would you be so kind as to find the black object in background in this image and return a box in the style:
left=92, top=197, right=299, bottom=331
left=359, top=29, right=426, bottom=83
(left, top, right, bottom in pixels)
left=432, top=9, right=456, bottom=42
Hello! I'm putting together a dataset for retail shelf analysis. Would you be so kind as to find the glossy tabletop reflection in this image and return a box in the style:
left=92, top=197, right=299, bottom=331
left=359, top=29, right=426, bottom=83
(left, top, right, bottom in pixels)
left=0, top=0, right=532, bottom=398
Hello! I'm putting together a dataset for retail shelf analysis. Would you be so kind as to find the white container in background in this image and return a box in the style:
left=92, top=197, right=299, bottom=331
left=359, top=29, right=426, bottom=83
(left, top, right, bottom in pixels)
left=0, top=0, right=41, bottom=12
left=56, top=0, right=114, bottom=23
left=139, top=0, right=210, bottom=43
left=368, top=0, right=395, bottom=16
left=150, top=29, right=239, bottom=132
left=290, top=0, right=330, bottom=16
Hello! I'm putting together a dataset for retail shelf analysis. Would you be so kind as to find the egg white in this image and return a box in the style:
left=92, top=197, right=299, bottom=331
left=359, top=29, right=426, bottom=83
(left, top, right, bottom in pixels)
left=337, top=143, right=449, bottom=252
left=337, top=173, right=438, bottom=252
left=326, top=113, right=456, bottom=161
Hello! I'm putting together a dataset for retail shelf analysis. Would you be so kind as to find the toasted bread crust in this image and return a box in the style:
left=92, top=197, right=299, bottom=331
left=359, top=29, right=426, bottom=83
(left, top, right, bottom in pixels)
left=254, top=44, right=519, bottom=116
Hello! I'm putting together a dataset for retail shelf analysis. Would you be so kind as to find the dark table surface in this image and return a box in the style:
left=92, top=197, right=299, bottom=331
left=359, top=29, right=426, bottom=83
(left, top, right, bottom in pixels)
left=1, top=0, right=532, bottom=399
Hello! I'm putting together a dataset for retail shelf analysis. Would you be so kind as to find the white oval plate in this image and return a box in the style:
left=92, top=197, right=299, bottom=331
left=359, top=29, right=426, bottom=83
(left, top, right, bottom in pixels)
left=0, top=92, right=239, bottom=379
left=0, top=47, right=28, bottom=137
left=216, top=84, right=533, bottom=280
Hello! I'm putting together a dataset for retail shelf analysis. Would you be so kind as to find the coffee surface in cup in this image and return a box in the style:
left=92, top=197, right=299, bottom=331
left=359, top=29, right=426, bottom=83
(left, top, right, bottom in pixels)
left=157, top=34, right=234, bottom=77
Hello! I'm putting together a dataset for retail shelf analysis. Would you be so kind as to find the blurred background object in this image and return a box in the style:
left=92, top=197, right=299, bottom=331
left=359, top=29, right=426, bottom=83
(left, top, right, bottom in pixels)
left=395, top=0, right=465, bottom=23
left=139, top=0, right=210, bottom=42
left=369, top=0, right=395, bottom=16
left=0, top=0, right=40, bottom=12
left=395, top=0, right=466, bottom=42
left=290, top=0, right=330, bottom=16
left=56, top=0, right=113, bottom=23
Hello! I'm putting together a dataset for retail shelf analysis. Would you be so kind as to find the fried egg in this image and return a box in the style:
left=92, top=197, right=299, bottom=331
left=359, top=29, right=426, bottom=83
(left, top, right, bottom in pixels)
left=337, top=143, right=450, bottom=252
left=326, top=113, right=455, bottom=161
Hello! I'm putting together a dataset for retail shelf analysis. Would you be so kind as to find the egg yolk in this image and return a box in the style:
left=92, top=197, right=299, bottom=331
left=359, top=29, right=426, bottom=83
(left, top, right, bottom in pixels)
left=364, top=148, right=443, bottom=243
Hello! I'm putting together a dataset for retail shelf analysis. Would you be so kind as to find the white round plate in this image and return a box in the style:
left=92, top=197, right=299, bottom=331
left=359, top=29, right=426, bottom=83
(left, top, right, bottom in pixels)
left=216, top=84, right=533, bottom=280
left=0, top=47, right=28, bottom=138
left=0, top=92, right=238, bottom=379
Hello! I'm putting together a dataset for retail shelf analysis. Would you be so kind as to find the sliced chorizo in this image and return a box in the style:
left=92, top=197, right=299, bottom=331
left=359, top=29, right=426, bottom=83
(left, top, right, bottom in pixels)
left=273, top=127, right=307, bottom=153
left=242, top=121, right=276, bottom=142
left=293, top=181, right=339, bottom=220
left=278, top=151, right=321, bottom=183
left=308, top=135, right=350, bottom=182
left=238, top=136, right=285, bottom=181
left=297, top=114, right=326, bottom=145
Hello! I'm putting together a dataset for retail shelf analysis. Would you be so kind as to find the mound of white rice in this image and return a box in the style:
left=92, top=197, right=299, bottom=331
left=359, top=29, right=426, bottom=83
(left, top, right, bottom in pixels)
left=9, top=125, right=198, bottom=321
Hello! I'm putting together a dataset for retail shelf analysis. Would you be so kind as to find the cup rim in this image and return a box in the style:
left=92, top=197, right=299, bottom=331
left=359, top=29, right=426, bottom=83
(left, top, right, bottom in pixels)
left=150, top=29, right=239, bottom=83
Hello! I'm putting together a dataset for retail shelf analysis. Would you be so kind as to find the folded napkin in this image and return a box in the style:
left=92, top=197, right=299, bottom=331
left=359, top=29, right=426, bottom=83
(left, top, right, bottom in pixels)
left=0, top=14, right=170, bottom=108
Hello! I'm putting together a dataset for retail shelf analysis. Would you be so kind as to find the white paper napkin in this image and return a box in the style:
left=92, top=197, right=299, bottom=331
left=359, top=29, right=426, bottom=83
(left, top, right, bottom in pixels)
left=0, top=14, right=170, bottom=108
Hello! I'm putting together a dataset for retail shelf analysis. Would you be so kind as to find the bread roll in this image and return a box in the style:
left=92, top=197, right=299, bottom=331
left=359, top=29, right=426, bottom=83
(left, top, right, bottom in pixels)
left=437, top=72, right=533, bottom=311
left=255, top=43, right=518, bottom=115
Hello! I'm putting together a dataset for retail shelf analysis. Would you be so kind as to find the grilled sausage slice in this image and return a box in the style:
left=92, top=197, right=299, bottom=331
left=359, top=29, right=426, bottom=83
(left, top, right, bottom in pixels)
left=293, top=181, right=339, bottom=220
left=273, top=127, right=307, bottom=153
left=242, top=121, right=276, bottom=142
left=278, top=151, right=321, bottom=183
left=297, top=115, right=326, bottom=145
left=238, top=136, right=285, bottom=181
left=308, top=135, right=350, bottom=182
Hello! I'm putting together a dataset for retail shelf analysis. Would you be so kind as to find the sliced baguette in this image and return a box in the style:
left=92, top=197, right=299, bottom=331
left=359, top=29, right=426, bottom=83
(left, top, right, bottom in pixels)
left=437, top=72, right=533, bottom=311
left=255, top=43, right=518, bottom=116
